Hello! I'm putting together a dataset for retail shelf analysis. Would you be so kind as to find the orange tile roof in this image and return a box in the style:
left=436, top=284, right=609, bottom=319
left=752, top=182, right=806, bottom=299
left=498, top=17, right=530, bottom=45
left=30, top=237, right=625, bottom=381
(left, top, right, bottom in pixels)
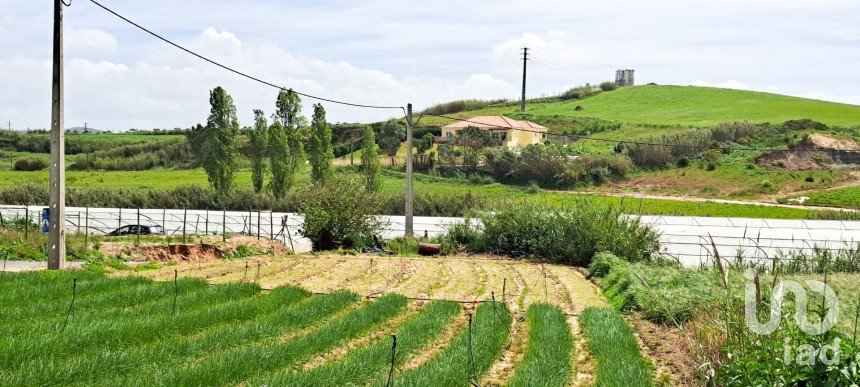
left=441, top=115, right=547, bottom=132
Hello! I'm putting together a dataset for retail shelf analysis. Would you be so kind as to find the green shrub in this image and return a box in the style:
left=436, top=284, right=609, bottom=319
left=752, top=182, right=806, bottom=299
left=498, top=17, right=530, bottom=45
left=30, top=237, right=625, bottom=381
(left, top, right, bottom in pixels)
left=676, top=156, right=690, bottom=168
left=599, top=261, right=729, bottom=323
left=560, top=84, right=601, bottom=100
left=297, top=176, right=381, bottom=250
left=599, top=81, right=618, bottom=92
left=587, top=252, right=626, bottom=278
left=439, top=202, right=659, bottom=265
left=706, top=162, right=716, bottom=171
left=12, top=158, right=48, bottom=171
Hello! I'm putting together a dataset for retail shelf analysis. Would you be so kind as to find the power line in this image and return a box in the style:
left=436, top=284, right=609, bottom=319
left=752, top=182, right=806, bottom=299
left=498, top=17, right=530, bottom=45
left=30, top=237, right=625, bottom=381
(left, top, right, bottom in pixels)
left=87, top=0, right=403, bottom=111
left=422, top=113, right=860, bottom=154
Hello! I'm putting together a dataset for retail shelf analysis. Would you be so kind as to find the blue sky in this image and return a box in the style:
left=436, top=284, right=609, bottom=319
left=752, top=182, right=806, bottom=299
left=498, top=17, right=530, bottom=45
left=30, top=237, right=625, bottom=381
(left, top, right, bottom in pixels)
left=1, top=0, right=859, bottom=131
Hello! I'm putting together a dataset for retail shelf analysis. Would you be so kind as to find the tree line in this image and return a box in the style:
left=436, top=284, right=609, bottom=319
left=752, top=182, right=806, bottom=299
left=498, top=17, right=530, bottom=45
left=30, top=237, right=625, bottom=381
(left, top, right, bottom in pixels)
left=190, top=86, right=382, bottom=201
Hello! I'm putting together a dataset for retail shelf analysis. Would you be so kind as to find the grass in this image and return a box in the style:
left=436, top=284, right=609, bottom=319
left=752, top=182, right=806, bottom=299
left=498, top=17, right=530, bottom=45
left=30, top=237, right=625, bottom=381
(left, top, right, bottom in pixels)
left=801, top=186, right=860, bottom=209
left=389, top=300, right=512, bottom=386
left=508, top=303, right=574, bottom=387
left=2, top=164, right=854, bottom=220
left=580, top=307, right=654, bottom=387
left=421, top=85, right=860, bottom=127
left=253, top=300, right=461, bottom=386
left=160, top=293, right=407, bottom=386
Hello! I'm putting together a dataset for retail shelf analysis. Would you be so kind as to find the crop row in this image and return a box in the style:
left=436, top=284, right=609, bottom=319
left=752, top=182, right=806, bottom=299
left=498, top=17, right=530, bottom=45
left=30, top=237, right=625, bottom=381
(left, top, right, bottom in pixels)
left=0, top=271, right=653, bottom=386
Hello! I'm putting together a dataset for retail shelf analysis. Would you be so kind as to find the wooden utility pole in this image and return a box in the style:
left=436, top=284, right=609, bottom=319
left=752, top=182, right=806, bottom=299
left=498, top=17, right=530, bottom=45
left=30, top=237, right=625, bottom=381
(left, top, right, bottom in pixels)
left=404, top=104, right=414, bottom=237
left=48, top=0, right=66, bottom=269
left=520, top=47, right=529, bottom=112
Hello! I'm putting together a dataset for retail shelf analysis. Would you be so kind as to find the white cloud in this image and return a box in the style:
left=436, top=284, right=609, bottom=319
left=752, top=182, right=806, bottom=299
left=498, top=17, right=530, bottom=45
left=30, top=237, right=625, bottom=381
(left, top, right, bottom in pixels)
left=66, top=29, right=118, bottom=55
left=691, top=79, right=751, bottom=90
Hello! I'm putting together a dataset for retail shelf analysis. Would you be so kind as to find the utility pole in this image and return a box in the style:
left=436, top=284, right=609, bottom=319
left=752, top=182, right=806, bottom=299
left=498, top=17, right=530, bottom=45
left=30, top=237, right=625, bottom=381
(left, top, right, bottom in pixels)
left=404, top=103, right=414, bottom=237
left=83, top=122, right=88, bottom=133
left=520, top=47, right=529, bottom=112
left=7, top=121, right=10, bottom=131
left=48, top=0, right=66, bottom=270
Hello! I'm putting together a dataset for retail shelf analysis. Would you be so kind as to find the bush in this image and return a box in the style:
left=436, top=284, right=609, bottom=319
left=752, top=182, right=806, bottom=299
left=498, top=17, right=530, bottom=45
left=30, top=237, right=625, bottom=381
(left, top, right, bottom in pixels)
left=422, top=99, right=509, bottom=115
left=676, top=156, right=690, bottom=168
left=705, top=162, right=716, bottom=171
left=296, top=176, right=382, bottom=250
left=559, top=84, right=601, bottom=100
left=12, top=158, right=48, bottom=171
left=587, top=252, right=626, bottom=278
left=599, top=81, right=618, bottom=92
left=438, top=202, right=660, bottom=265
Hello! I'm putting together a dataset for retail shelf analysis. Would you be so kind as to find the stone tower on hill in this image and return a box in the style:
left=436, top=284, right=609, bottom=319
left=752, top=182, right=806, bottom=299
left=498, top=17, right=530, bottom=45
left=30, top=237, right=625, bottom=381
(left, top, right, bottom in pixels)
left=615, top=69, right=635, bottom=86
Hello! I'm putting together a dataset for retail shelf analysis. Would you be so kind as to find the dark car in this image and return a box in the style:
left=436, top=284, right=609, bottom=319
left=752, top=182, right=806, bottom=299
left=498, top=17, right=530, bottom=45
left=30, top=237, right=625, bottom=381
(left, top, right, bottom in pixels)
left=106, top=224, right=165, bottom=236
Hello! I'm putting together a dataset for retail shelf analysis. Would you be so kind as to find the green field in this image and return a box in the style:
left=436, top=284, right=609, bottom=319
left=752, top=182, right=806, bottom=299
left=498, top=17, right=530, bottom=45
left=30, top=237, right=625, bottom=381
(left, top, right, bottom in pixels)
left=423, top=85, right=860, bottom=127
left=800, top=186, right=860, bottom=209
left=0, top=166, right=854, bottom=220
left=0, top=270, right=595, bottom=386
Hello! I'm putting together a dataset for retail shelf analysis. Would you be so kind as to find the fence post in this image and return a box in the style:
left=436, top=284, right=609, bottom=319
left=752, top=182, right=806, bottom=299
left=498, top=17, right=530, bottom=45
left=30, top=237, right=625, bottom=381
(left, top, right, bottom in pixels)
left=118, top=208, right=122, bottom=231
left=284, top=214, right=295, bottom=253
left=76, top=212, right=80, bottom=234
left=248, top=209, right=253, bottom=236
left=222, top=208, right=227, bottom=243
left=205, top=209, right=209, bottom=236
left=182, top=208, right=187, bottom=244
left=269, top=211, right=273, bottom=240
left=256, top=210, right=261, bottom=240
left=24, top=207, right=29, bottom=239
left=136, top=208, right=141, bottom=246
left=84, top=207, right=89, bottom=250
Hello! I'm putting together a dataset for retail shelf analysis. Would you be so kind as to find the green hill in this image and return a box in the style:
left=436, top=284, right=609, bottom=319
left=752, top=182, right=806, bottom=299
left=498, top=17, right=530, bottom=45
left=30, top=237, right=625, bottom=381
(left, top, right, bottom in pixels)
left=424, top=85, right=860, bottom=127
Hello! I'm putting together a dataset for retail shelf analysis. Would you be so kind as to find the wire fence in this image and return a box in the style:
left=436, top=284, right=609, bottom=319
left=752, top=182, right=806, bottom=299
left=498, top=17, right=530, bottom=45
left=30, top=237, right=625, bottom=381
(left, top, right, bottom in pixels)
left=1, top=205, right=859, bottom=266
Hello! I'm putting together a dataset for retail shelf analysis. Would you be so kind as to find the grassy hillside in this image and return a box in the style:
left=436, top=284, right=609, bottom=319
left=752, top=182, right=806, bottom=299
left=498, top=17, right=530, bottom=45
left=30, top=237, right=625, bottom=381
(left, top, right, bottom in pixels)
left=423, top=85, right=860, bottom=127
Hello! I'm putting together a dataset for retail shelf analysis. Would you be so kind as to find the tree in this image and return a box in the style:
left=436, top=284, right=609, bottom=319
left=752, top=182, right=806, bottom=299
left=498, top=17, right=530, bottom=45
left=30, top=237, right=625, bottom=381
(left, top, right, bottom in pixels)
left=248, top=110, right=268, bottom=193
left=268, top=121, right=290, bottom=198
left=203, top=87, right=239, bottom=198
left=308, top=103, right=334, bottom=185
left=454, top=126, right=494, bottom=171
left=378, top=120, right=404, bottom=166
left=414, top=133, right=435, bottom=169
left=273, top=89, right=306, bottom=192
left=186, top=123, right=207, bottom=162
left=360, top=125, right=381, bottom=192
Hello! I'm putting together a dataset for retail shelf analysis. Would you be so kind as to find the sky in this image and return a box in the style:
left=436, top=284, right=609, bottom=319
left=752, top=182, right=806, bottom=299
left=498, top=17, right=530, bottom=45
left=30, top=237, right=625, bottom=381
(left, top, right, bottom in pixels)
left=1, top=0, right=859, bottom=131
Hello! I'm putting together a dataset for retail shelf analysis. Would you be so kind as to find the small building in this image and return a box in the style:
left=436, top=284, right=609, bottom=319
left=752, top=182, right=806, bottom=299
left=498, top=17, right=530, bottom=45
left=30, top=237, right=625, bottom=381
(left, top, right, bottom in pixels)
left=615, top=69, right=635, bottom=86
left=441, top=115, right=547, bottom=148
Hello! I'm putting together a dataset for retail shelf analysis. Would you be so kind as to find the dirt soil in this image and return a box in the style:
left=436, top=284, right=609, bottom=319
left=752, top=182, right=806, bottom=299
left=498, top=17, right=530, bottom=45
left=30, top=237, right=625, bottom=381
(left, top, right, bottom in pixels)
left=626, top=313, right=701, bottom=386
left=98, top=236, right=291, bottom=262
left=810, top=134, right=860, bottom=151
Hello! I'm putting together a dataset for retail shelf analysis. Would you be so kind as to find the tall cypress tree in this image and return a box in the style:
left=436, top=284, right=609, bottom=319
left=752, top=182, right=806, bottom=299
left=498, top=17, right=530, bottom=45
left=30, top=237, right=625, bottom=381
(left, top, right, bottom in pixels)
left=248, top=109, right=268, bottom=193
left=360, top=125, right=381, bottom=192
left=308, top=103, right=334, bottom=185
left=203, top=87, right=239, bottom=198
left=274, top=89, right=305, bottom=192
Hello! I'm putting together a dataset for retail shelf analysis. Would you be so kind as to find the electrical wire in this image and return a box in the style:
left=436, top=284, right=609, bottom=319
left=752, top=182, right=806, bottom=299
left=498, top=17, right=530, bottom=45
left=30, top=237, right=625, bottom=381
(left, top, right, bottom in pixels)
left=87, top=0, right=403, bottom=111
left=422, top=113, right=860, bottom=154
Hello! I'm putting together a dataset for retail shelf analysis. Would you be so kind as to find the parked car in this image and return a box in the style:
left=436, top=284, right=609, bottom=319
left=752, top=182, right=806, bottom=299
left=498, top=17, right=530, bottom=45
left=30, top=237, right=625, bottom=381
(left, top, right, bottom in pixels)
left=106, top=224, right=165, bottom=236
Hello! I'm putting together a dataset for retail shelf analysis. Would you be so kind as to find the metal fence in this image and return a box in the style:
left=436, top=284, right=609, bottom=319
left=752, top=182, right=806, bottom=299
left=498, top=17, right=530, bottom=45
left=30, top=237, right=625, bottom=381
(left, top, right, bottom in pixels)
left=2, top=205, right=859, bottom=266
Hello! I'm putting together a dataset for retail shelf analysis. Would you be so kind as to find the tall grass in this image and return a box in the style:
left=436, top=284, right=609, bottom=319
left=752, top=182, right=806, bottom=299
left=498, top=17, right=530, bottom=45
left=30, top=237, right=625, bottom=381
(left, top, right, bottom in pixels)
left=508, top=303, right=574, bottom=387
left=254, top=301, right=461, bottom=386
left=390, top=301, right=511, bottom=386
left=580, top=307, right=654, bottom=386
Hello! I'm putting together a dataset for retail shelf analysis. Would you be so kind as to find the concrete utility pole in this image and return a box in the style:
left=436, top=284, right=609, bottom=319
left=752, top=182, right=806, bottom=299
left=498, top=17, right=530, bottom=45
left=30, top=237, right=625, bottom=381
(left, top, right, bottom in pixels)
left=48, top=0, right=66, bottom=269
left=520, top=47, right=529, bottom=112
left=404, top=103, right=414, bottom=237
